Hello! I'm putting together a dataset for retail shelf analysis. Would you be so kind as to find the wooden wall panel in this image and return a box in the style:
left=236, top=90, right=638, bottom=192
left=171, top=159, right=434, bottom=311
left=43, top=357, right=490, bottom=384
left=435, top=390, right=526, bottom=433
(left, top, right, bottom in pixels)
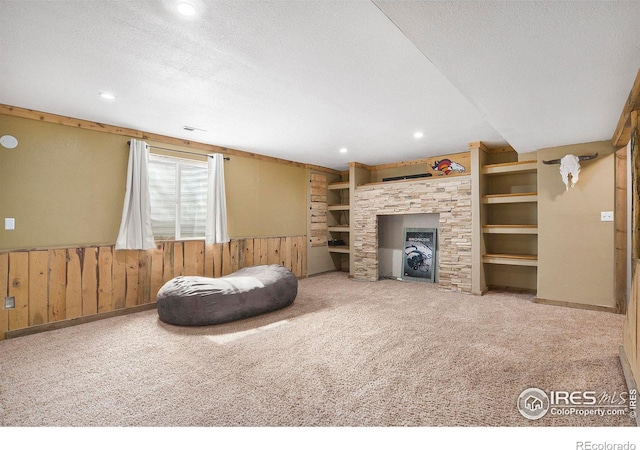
left=253, top=239, right=262, bottom=266
left=81, top=247, right=98, bottom=315
left=624, top=261, right=639, bottom=382
left=260, top=238, right=269, bottom=265
left=112, top=250, right=127, bottom=310
left=615, top=147, right=627, bottom=314
left=623, top=108, right=639, bottom=397
left=28, top=250, right=48, bottom=326
left=230, top=240, right=240, bottom=273
left=243, top=239, right=254, bottom=269
left=125, top=251, right=139, bottom=308
left=0, top=253, right=9, bottom=339
left=267, top=238, right=280, bottom=265
left=0, top=235, right=306, bottom=339
left=8, top=252, right=29, bottom=330
left=213, top=243, right=222, bottom=278
left=150, top=245, right=165, bottom=302
left=204, top=243, right=215, bottom=278
left=98, top=246, right=113, bottom=314
left=222, top=242, right=232, bottom=276
left=137, top=250, right=151, bottom=305
left=173, top=242, right=184, bottom=277
left=48, top=249, right=66, bottom=321
left=283, top=237, right=292, bottom=271
left=66, top=249, right=82, bottom=319
left=162, top=242, right=174, bottom=284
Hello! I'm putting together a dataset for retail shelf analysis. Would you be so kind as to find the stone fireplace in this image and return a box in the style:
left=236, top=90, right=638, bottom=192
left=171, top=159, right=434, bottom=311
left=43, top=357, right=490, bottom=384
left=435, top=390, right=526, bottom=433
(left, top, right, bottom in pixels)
left=352, top=177, right=472, bottom=293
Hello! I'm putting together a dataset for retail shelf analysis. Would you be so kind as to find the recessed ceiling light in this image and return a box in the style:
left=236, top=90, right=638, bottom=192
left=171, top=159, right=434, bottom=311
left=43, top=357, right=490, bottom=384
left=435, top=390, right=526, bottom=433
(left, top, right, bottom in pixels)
left=339, top=148, right=348, bottom=154
left=176, top=2, right=196, bottom=16
left=99, top=92, right=115, bottom=100
left=413, top=131, right=424, bottom=139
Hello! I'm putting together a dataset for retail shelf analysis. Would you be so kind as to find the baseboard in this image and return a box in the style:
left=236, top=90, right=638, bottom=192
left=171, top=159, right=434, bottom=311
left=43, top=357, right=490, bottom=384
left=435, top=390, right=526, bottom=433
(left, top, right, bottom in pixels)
left=5, top=303, right=157, bottom=340
left=619, top=345, right=640, bottom=426
left=534, top=297, right=617, bottom=313
left=488, top=285, right=536, bottom=295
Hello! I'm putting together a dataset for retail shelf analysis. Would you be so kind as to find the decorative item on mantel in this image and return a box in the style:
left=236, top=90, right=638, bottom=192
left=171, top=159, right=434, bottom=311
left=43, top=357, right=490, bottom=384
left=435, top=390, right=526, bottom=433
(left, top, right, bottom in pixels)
left=426, top=151, right=470, bottom=177
left=431, top=158, right=466, bottom=175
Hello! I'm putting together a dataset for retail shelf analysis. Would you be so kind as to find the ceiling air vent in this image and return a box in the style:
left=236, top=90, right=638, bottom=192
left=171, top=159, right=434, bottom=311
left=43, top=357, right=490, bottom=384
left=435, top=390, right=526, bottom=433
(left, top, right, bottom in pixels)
left=182, top=125, right=207, bottom=132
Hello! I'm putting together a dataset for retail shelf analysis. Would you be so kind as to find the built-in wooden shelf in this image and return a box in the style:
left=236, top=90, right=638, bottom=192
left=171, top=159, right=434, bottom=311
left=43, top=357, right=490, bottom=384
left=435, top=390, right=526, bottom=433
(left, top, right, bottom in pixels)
left=483, top=253, right=538, bottom=267
left=328, top=181, right=349, bottom=190
left=328, top=245, right=350, bottom=254
left=482, top=192, right=537, bottom=204
left=328, top=204, right=350, bottom=211
left=481, top=160, right=537, bottom=175
left=328, top=226, right=350, bottom=232
left=482, top=225, right=538, bottom=234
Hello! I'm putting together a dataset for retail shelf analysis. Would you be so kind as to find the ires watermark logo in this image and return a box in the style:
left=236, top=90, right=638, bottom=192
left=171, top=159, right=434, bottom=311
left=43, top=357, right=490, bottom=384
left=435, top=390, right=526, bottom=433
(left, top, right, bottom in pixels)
left=517, top=388, right=550, bottom=420
left=517, top=387, right=637, bottom=420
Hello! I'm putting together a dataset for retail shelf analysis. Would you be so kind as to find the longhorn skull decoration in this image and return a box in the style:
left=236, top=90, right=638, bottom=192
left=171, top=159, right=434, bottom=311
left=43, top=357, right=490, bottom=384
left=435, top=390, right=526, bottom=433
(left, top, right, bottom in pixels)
left=542, top=153, right=598, bottom=190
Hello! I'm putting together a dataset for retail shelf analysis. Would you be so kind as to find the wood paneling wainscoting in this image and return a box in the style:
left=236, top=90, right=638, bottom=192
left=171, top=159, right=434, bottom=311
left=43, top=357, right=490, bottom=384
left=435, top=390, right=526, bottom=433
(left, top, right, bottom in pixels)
left=0, top=236, right=307, bottom=340
left=622, top=260, right=640, bottom=426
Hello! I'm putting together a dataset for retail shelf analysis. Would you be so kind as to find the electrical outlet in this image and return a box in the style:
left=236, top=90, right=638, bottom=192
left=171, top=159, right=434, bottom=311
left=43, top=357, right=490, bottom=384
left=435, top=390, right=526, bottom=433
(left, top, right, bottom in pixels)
left=4, top=218, right=15, bottom=230
left=601, top=211, right=614, bottom=222
left=4, top=296, right=15, bottom=309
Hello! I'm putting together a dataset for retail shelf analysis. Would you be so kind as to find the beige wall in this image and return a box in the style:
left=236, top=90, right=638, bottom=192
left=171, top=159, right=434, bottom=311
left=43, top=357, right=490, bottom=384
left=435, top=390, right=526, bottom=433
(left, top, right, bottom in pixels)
left=0, top=114, right=307, bottom=251
left=0, top=115, right=129, bottom=250
left=537, top=140, right=616, bottom=308
left=225, top=156, right=306, bottom=238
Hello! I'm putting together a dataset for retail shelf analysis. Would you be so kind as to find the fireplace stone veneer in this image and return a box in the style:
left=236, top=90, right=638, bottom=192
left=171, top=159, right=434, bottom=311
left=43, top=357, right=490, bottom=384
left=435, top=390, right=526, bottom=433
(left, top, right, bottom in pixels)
left=352, top=177, right=472, bottom=293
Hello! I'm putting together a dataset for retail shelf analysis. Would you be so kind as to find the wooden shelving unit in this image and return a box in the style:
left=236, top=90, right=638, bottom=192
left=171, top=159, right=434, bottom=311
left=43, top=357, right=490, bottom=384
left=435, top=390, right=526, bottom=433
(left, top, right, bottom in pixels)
left=480, top=157, right=538, bottom=291
left=327, top=180, right=351, bottom=271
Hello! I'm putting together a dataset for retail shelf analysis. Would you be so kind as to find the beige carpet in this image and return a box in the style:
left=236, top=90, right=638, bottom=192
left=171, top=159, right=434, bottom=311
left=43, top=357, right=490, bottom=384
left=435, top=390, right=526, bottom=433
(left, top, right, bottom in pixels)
left=0, top=271, right=634, bottom=427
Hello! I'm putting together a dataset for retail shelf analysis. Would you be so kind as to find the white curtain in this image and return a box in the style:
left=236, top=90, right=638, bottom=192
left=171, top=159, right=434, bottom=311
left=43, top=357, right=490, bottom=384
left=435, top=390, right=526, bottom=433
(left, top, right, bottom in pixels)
left=206, top=153, right=230, bottom=244
left=115, top=139, right=155, bottom=250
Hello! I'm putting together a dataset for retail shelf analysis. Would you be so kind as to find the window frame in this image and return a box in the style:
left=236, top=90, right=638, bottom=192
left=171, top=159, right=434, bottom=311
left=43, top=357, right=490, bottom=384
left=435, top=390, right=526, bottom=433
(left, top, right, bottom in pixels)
left=148, top=153, right=208, bottom=242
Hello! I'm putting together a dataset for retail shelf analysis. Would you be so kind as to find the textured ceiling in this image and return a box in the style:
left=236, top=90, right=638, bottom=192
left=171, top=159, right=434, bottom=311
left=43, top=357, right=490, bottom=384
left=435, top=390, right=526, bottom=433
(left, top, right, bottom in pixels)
left=0, top=1, right=638, bottom=170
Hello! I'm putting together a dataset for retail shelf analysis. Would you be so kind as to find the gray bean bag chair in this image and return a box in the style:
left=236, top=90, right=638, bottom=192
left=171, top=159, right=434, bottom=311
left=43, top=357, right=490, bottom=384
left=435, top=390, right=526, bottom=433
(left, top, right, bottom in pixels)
left=156, top=264, right=298, bottom=326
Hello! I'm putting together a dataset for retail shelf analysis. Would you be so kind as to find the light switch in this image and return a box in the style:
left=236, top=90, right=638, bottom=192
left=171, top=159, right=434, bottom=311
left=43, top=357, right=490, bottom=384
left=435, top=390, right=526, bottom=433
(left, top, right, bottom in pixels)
left=4, top=218, right=15, bottom=230
left=600, top=211, right=614, bottom=222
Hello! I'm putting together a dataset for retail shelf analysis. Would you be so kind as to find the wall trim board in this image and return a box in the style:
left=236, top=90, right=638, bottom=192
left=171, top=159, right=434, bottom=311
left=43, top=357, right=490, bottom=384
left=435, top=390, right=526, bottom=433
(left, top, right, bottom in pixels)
left=0, top=236, right=307, bottom=340
left=5, top=303, right=157, bottom=340
left=0, top=103, right=341, bottom=175
left=612, top=68, right=640, bottom=147
left=534, top=297, right=618, bottom=314
left=619, top=345, right=640, bottom=427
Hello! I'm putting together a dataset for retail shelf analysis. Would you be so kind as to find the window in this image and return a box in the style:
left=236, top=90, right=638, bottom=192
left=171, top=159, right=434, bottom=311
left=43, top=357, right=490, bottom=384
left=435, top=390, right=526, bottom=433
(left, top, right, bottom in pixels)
left=148, top=154, right=208, bottom=240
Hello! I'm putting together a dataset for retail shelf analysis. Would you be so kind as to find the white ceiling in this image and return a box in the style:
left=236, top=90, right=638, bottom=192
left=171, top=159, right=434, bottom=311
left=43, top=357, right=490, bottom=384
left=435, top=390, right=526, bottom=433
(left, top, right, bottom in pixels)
left=1, top=1, right=639, bottom=170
